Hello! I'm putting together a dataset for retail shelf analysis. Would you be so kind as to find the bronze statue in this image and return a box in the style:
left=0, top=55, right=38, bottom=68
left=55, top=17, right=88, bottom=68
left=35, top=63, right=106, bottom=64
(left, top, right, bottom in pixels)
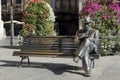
left=73, top=16, right=99, bottom=76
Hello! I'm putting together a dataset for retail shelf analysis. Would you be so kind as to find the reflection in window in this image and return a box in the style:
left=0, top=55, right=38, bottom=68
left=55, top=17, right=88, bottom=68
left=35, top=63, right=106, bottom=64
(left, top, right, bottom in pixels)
left=55, top=0, right=78, bottom=13
left=14, top=0, right=22, bottom=12
left=16, top=0, right=21, bottom=4
left=2, top=0, right=7, bottom=5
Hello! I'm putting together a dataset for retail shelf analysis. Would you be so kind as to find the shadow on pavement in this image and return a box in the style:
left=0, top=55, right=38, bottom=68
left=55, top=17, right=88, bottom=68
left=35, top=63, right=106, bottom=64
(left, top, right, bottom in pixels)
left=0, top=60, right=85, bottom=76
left=0, top=46, right=20, bottom=49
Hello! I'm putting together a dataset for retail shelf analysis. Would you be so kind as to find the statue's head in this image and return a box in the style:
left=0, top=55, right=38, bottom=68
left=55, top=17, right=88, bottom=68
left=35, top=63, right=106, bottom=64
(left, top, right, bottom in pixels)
left=84, top=15, right=91, bottom=24
left=84, top=15, right=92, bottom=31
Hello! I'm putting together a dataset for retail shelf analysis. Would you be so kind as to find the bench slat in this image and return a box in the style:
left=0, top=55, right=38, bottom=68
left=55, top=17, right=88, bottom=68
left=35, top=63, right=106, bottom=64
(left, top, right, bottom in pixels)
left=21, top=50, right=59, bottom=52
left=13, top=51, right=74, bottom=57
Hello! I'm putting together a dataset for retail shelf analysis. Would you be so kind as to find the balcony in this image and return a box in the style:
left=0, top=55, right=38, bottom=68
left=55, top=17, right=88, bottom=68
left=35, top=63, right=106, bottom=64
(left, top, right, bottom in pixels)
left=2, top=4, right=23, bottom=14
left=14, top=4, right=23, bottom=13
left=2, top=5, right=9, bottom=13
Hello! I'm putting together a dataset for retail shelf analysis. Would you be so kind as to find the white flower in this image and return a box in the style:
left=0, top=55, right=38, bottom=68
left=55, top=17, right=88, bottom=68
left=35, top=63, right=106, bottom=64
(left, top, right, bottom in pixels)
left=45, top=2, right=55, bottom=22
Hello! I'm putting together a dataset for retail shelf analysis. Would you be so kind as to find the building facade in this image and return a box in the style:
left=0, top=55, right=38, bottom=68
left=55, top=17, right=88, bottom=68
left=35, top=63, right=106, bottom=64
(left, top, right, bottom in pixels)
left=2, top=0, right=25, bottom=36
left=1, top=0, right=84, bottom=36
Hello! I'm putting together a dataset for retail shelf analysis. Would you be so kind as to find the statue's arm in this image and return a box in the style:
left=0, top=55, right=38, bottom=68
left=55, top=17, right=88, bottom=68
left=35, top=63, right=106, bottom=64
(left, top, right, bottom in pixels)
left=74, top=31, right=79, bottom=44
left=95, top=30, right=99, bottom=40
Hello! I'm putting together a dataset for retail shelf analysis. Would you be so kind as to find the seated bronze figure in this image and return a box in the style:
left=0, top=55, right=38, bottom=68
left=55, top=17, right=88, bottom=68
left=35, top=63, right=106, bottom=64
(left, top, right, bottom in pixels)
left=73, top=16, right=99, bottom=76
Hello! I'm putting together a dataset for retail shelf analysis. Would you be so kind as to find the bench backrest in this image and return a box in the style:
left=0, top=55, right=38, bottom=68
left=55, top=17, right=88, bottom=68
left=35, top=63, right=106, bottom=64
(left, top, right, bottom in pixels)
left=21, top=36, right=77, bottom=54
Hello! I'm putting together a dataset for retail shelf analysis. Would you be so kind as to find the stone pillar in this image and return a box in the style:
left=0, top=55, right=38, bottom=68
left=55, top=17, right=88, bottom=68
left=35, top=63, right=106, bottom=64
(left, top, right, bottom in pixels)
left=0, top=0, right=6, bottom=40
left=78, top=0, right=84, bottom=29
left=51, top=0, right=55, bottom=10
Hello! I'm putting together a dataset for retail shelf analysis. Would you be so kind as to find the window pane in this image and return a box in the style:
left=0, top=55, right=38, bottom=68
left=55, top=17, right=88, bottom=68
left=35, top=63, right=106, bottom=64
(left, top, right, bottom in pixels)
left=16, top=0, right=21, bottom=4
left=2, top=0, right=7, bottom=5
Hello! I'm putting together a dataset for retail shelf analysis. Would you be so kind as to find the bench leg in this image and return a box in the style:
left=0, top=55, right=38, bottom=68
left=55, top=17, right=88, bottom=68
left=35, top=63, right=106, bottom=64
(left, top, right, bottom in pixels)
left=90, top=57, right=95, bottom=68
left=19, top=56, right=24, bottom=67
left=19, top=56, right=30, bottom=67
left=27, top=57, right=30, bottom=64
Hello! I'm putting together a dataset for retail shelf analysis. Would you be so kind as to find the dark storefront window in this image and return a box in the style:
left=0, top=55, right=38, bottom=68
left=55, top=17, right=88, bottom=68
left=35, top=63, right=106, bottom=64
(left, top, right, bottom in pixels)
left=2, top=0, right=7, bottom=5
left=16, top=0, right=21, bottom=4
left=55, top=0, right=78, bottom=13
left=54, top=0, right=78, bottom=35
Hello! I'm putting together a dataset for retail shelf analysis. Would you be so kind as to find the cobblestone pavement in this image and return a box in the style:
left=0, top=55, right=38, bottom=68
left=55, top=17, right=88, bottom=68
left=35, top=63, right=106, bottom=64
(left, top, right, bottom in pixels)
left=0, top=37, right=120, bottom=80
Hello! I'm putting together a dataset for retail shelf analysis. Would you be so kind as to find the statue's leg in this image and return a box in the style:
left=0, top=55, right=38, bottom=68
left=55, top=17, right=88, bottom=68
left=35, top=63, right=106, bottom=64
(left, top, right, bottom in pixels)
left=73, top=41, right=87, bottom=63
left=82, top=50, right=91, bottom=77
left=78, top=39, right=90, bottom=58
left=73, top=39, right=90, bottom=63
left=82, top=39, right=96, bottom=77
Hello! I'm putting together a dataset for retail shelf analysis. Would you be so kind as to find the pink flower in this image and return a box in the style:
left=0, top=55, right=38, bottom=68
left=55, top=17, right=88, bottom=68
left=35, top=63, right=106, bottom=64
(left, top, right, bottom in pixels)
left=102, top=14, right=109, bottom=19
left=118, top=19, right=120, bottom=23
left=109, top=2, right=120, bottom=12
left=80, top=0, right=120, bottom=21
left=81, top=1, right=100, bottom=17
left=32, top=0, right=39, bottom=3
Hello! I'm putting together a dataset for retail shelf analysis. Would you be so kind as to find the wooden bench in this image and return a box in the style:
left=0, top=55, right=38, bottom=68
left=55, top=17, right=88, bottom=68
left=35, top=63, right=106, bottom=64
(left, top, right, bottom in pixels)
left=13, top=36, right=99, bottom=76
